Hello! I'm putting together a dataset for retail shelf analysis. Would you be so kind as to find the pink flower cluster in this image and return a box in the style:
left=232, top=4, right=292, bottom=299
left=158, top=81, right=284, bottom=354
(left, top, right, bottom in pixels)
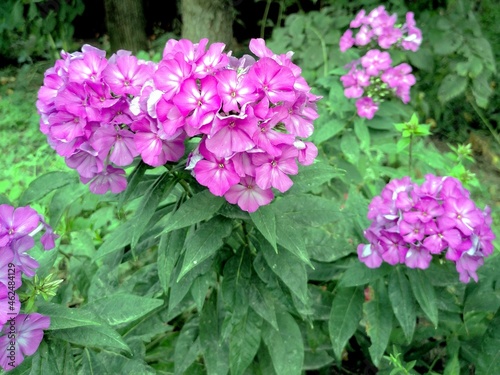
left=0, top=205, right=55, bottom=370
left=357, top=175, right=495, bottom=283
left=38, top=39, right=321, bottom=212
left=37, top=45, right=155, bottom=194
left=339, top=6, right=421, bottom=119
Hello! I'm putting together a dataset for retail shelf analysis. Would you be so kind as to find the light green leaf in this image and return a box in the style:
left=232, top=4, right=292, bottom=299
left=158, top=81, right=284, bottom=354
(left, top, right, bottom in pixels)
left=19, top=171, right=74, bottom=205
left=288, top=160, right=340, bottom=194
left=354, top=117, right=370, bottom=150
left=177, top=216, right=232, bottom=281
left=250, top=204, right=277, bottom=252
left=82, top=293, right=163, bottom=326
left=340, top=132, right=360, bottom=165
left=48, top=183, right=87, bottom=227
left=312, top=117, right=346, bottom=144
left=364, top=280, right=393, bottom=366
left=339, top=262, right=392, bottom=287
left=229, top=309, right=262, bottom=375
left=93, top=220, right=134, bottom=261
left=328, top=286, right=364, bottom=360
left=262, top=312, right=304, bottom=375
left=437, top=74, right=467, bottom=103
left=388, top=267, right=416, bottom=343
left=161, top=190, right=225, bottom=234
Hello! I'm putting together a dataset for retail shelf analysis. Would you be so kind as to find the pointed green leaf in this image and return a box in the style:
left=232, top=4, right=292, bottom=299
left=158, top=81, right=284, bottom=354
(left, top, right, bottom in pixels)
left=364, top=280, right=393, bottom=366
left=406, top=268, right=438, bottom=327
left=37, top=302, right=101, bottom=330
left=249, top=282, right=279, bottom=330
left=130, top=173, right=175, bottom=248
left=262, top=312, right=304, bottom=375
left=200, top=293, right=229, bottom=375
left=161, top=190, right=225, bottom=234
left=50, top=324, right=131, bottom=353
left=288, top=160, right=340, bottom=193
left=339, top=262, right=392, bottom=287
left=475, top=309, right=500, bottom=375
left=157, top=228, right=188, bottom=293
left=328, top=286, right=364, bottom=360
left=354, top=117, right=370, bottom=150
left=19, top=171, right=74, bottom=205
left=174, top=318, right=201, bottom=375
left=190, top=272, right=213, bottom=312
left=82, top=293, right=163, bottom=326
left=177, top=216, right=232, bottom=281
left=93, top=220, right=134, bottom=261
left=275, top=217, right=313, bottom=268
left=118, top=161, right=149, bottom=208
left=250, top=204, right=277, bottom=252
left=388, top=267, right=416, bottom=342
left=230, top=309, right=263, bottom=375
left=259, top=234, right=308, bottom=305
left=221, top=253, right=252, bottom=317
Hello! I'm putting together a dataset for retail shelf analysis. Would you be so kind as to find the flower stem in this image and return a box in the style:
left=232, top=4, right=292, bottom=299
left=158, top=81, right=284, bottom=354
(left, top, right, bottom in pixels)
left=309, top=26, right=328, bottom=77
left=260, top=0, right=273, bottom=39
left=468, top=94, right=500, bottom=146
left=409, top=134, right=413, bottom=177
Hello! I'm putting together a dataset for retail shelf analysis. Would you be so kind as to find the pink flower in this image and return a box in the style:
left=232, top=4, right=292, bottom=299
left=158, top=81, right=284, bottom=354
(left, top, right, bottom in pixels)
left=0, top=313, right=50, bottom=371
left=0, top=206, right=40, bottom=247
left=340, top=30, right=355, bottom=52
left=355, top=97, right=378, bottom=119
left=103, top=55, right=153, bottom=96
left=252, top=145, right=298, bottom=193
left=247, top=57, right=296, bottom=104
left=225, top=176, right=274, bottom=212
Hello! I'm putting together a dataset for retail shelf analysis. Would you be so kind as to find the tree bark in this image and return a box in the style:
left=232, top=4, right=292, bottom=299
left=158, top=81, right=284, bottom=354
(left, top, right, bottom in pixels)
left=104, top=0, right=148, bottom=53
left=181, top=0, right=234, bottom=49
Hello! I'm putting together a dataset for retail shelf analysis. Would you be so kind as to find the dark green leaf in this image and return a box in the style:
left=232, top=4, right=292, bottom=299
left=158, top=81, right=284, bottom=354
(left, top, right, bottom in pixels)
left=131, top=173, right=174, bottom=248
left=93, top=220, right=134, bottom=261
left=475, top=309, right=500, bottom=375
left=437, top=74, right=467, bottom=103
left=249, top=282, right=279, bottom=330
left=406, top=268, right=438, bottom=327
left=118, top=161, right=150, bottom=208
left=37, top=302, right=101, bottom=330
left=174, top=319, right=201, bottom=375
left=82, top=293, right=163, bottom=326
left=19, top=171, right=74, bottom=205
left=288, top=160, right=340, bottom=194
left=157, top=228, right=187, bottom=294
left=339, top=262, right=392, bottom=287
left=177, top=216, right=232, bottom=281
left=262, top=312, right=304, bottom=375
left=250, top=204, right=277, bottom=252
left=230, top=309, right=262, bottom=375
left=328, top=286, right=364, bottom=360
left=388, top=267, right=416, bottom=342
left=364, top=280, right=393, bottom=366
left=161, top=190, right=224, bottom=234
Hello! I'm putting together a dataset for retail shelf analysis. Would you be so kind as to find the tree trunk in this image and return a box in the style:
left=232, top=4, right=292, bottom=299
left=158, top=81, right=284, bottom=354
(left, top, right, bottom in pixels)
left=181, top=0, right=234, bottom=49
left=104, top=0, right=148, bottom=53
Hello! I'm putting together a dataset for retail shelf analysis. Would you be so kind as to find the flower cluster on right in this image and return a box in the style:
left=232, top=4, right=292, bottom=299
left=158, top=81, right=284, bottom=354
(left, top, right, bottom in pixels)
left=339, top=6, right=422, bottom=119
left=357, top=175, right=495, bottom=283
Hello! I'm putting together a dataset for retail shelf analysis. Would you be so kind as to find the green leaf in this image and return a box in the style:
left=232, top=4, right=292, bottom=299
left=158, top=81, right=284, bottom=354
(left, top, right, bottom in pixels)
left=161, top=190, right=224, bottom=234
left=82, top=293, right=163, bottom=326
left=475, top=309, right=500, bottom=375
left=312, top=117, right=346, bottom=144
left=37, top=302, right=101, bottom=330
left=50, top=323, right=131, bottom=353
left=93, top=220, right=134, bottom=261
left=437, top=74, right=467, bottom=103
left=472, top=71, right=493, bottom=108
left=157, top=228, right=188, bottom=294
left=328, top=286, right=364, bottom=360
left=260, top=234, right=308, bottom=305
left=364, top=280, right=393, bottom=366
left=131, top=173, right=174, bottom=249
left=443, top=355, right=460, bottom=375
left=19, top=171, right=74, bottom=205
left=354, top=117, right=370, bottom=150
left=339, top=262, right=392, bottom=287
left=48, top=183, right=87, bottom=227
left=432, top=32, right=463, bottom=55
left=388, top=267, right=416, bottom=343
left=118, top=161, right=149, bottom=208
left=340, top=132, right=360, bottom=164
left=250, top=204, right=277, bottom=252
left=200, top=293, right=229, bottom=375
left=177, top=216, right=232, bottom=281
left=406, top=269, right=439, bottom=327
left=229, top=309, right=262, bottom=375
left=288, top=160, right=340, bottom=194
left=248, top=282, right=279, bottom=330
left=190, top=271, right=214, bottom=312
left=174, top=318, right=201, bottom=375
left=221, top=252, right=252, bottom=317
left=262, top=312, right=304, bottom=375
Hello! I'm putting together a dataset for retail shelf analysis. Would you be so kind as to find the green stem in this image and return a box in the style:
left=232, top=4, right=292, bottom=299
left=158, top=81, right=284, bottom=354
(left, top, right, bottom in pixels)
left=260, top=0, right=273, bottom=39
left=309, top=26, right=328, bottom=77
left=468, top=94, right=500, bottom=146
